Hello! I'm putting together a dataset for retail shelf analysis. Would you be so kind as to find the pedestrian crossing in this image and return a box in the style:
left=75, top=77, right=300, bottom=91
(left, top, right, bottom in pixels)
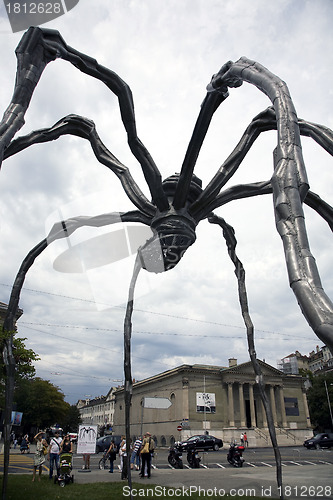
left=164, top=459, right=333, bottom=470
left=0, top=454, right=49, bottom=473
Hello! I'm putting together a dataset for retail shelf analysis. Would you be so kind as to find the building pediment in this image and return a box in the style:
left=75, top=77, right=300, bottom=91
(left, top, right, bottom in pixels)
left=222, top=359, right=283, bottom=380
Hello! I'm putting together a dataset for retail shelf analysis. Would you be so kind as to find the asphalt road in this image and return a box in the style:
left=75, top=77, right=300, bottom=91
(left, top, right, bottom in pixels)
left=1, top=445, right=332, bottom=499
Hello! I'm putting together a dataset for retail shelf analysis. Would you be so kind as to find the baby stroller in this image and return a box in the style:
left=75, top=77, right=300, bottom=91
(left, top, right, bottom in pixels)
left=54, top=453, right=74, bottom=487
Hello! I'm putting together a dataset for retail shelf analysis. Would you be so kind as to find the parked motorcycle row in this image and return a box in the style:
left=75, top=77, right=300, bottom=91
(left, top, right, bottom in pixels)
left=168, top=441, right=245, bottom=469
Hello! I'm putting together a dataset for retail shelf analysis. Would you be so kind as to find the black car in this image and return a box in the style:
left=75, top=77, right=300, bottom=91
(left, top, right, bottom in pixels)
left=95, top=435, right=122, bottom=453
left=181, top=434, right=223, bottom=451
left=303, top=433, right=333, bottom=449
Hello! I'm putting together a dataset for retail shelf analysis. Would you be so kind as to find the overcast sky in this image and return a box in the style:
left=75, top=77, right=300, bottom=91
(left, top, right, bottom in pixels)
left=0, top=0, right=332, bottom=405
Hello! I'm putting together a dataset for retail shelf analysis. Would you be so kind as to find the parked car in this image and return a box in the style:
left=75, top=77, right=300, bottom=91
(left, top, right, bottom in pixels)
left=181, top=434, right=223, bottom=451
left=303, top=433, right=333, bottom=449
left=95, top=435, right=122, bottom=454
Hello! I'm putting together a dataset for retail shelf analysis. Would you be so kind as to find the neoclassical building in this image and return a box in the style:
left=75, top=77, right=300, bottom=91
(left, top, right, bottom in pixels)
left=112, top=359, right=312, bottom=447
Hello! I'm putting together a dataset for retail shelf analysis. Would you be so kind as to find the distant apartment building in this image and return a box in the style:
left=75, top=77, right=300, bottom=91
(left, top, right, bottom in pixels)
left=77, top=387, right=117, bottom=432
left=278, top=345, right=333, bottom=375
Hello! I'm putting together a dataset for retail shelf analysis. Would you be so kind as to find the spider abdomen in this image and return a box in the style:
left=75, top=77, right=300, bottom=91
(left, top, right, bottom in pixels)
left=139, top=213, right=197, bottom=273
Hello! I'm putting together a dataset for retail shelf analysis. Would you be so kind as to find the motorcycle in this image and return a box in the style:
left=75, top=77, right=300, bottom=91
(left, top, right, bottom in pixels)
left=168, top=441, right=183, bottom=469
left=227, top=442, right=245, bottom=467
left=186, top=445, right=201, bottom=468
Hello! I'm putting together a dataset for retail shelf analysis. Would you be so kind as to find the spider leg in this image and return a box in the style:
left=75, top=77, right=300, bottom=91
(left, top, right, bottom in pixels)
left=0, top=27, right=168, bottom=211
left=190, top=107, right=333, bottom=220
left=197, top=179, right=333, bottom=232
left=173, top=89, right=230, bottom=209
left=124, top=253, right=142, bottom=490
left=198, top=58, right=333, bottom=352
left=208, top=213, right=283, bottom=498
left=1, top=209, right=151, bottom=494
left=4, top=114, right=155, bottom=217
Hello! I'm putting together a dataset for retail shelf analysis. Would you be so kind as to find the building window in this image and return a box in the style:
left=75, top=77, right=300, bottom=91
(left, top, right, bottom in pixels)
left=284, top=397, right=299, bottom=416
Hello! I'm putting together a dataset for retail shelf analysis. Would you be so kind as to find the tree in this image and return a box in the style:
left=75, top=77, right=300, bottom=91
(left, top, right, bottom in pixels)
left=306, top=372, right=333, bottom=432
left=0, top=334, right=39, bottom=409
left=61, top=404, right=82, bottom=433
left=14, top=377, right=70, bottom=432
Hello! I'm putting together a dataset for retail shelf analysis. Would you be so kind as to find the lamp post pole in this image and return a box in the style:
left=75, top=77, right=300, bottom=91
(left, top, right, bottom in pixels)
left=324, top=380, right=333, bottom=429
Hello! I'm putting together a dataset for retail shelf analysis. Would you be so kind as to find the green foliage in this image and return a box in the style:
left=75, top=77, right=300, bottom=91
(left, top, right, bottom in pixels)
left=61, top=404, right=82, bottom=433
left=306, top=372, right=333, bottom=431
left=0, top=334, right=39, bottom=408
left=14, top=377, right=70, bottom=431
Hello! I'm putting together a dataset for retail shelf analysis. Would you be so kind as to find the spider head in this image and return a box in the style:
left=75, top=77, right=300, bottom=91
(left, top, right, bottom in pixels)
left=138, top=174, right=202, bottom=273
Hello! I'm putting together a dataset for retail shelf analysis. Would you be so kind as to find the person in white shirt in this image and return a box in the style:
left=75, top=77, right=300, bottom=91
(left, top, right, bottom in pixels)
left=48, top=430, right=62, bottom=479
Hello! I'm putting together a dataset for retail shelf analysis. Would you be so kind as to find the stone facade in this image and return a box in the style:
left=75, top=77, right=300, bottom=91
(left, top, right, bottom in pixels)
left=77, top=387, right=117, bottom=432
left=112, top=360, right=312, bottom=447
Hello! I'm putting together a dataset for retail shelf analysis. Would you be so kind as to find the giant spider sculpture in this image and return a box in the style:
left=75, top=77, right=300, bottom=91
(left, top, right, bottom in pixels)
left=1, top=27, right=333, bottom=499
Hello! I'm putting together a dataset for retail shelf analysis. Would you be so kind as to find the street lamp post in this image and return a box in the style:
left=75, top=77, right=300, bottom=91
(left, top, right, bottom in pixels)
left=324, top=380, right=333, bottom=429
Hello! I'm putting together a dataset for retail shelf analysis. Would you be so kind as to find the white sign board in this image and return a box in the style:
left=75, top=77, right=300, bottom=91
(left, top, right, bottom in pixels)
left=77, top=425, right=98, bottom=454
left=196, top=392, right=216, bottom=413
left=143, top=397, right=172, bottom=409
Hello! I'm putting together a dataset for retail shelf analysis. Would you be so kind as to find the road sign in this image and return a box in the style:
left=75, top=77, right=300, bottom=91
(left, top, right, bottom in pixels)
left=177, top=425, right=182, bottom=432
left=143, top=397, right=172, bottom=409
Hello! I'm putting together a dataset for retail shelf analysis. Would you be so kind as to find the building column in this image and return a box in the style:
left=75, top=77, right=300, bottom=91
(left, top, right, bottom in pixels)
left=261, top=398, right=268, bottom=427
left=278, top=385, right=287, bottom=428
left=227, top=382, right=235, bottom=427
left=249, top=383, right=256, bottom=428
left=269, top=385, right=278, bottom=426
left=302, top=390, right=312, bottom=428
left=238, top=383, right=246, bottom=427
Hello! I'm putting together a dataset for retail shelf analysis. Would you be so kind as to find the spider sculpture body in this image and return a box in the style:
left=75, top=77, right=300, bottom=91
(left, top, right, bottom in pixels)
left=1, top=27, right=333, bottom=499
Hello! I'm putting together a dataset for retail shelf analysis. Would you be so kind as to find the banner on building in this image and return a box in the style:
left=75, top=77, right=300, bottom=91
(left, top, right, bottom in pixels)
left=196, top=392, right=216, bottom=413
left=77, top=425, right=98, bottom=454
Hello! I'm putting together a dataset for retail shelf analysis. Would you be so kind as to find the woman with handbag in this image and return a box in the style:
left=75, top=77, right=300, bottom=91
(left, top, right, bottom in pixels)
left=139, top=432, right=154, bottom=478
left=32, top=432, right=48, bottom=481
left=107, top=439, right=117, bottom=473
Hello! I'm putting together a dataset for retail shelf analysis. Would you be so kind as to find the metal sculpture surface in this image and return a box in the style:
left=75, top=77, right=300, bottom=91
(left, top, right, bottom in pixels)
left=1, top=27, right=333, bottom=499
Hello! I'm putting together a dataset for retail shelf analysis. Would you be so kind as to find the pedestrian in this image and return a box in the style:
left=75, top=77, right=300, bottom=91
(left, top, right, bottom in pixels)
left=120, top=438, right=128, bottom=479
left=32, top=432, right=48, bottom=482
left=107, top=439, right=117, bottom=473
left=48, top=430, right=62, bottom=479
left=119, top=436, right=125, bottom=472
left=140, top=432, right=154, bottom=479
left=240, top=432, right=244, bottom=445
left=82, top=453, right=91, bottom=470
left=244, top=432, right=248, bottom=447
left=20, top=434, right=30, bottom=454
left=60, top=434, right=73, bottom=454
left=131, top=436, right=142, bottom=471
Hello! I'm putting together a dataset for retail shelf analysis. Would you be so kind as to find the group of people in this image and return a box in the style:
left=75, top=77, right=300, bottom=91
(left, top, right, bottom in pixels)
left=240, top=432, right=248, bottom=447
left=32, top=430, right=73, bottom=482
left=30, top=429, right=156, bottom=481
left=106, top=431, right=155, bottom=479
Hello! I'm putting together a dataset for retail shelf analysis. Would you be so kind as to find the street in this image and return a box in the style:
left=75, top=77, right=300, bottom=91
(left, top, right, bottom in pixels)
left=1, top=445, right=332, bottom=499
